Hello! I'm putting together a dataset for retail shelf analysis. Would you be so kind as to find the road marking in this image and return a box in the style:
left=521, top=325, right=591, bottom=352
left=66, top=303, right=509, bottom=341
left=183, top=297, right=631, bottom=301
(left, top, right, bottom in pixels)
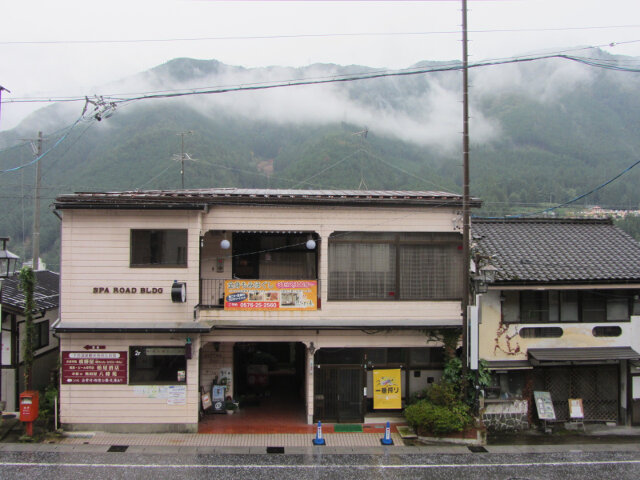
left=2, top=460, right=640, bottom=469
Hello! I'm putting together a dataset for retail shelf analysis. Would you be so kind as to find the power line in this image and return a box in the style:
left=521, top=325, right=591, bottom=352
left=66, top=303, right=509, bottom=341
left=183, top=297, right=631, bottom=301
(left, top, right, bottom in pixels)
left=3, top=24, right=640, bottom=46
left=476, top=156, right=640, bottom=219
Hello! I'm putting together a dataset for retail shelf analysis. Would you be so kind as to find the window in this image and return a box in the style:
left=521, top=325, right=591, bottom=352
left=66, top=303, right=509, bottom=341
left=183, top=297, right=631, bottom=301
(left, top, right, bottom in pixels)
left=328, top=232, right=462, bottom=301
left=508, top=289, right=636, bottom=323
left=593, top=326, right=622, bottom=337
left=32, top=320, right=49, bottom=350
left=129, top=346, right=187, bottom=384
left=130, top=229, right=187, bottom=267
left=519, top=327, right=563, bottom=338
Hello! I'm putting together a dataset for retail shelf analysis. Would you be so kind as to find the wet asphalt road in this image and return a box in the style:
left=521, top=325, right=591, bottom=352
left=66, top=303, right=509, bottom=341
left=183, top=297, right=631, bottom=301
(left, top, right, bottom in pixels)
left=1, top=449, right=639, bottom=479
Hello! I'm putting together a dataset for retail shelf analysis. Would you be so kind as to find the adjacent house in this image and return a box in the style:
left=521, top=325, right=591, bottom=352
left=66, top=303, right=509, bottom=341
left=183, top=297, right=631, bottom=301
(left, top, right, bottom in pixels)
left=1, top=269, right=60, bottom=411
left=53, top=188, right=479, bottom=433
left=473, top=218, right=640, bottom=427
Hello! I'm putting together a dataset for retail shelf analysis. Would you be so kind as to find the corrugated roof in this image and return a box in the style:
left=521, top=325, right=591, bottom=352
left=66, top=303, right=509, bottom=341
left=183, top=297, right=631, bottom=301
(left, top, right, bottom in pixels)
left=1, top=270, right=59, bottom=312
left=55, top=188, right=481, bottom=209
left=528, top=347, right=640, bottom=364
left=472, top=218, right=640, bottom=285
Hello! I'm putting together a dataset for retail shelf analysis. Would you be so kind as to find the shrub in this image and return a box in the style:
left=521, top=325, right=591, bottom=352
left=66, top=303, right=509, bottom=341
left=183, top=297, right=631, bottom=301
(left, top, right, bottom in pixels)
left=404, top=398, right=472, bottom=436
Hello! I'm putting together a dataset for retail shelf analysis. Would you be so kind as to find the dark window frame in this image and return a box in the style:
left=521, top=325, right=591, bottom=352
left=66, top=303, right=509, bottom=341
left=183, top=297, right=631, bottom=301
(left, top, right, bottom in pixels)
left=514, top=289, right=635, bottom=324
left=130, top=229, right=188, bottom=268
left=32, top=320, right=49, bottom=350
left=128, top=346, right=187, bottom=385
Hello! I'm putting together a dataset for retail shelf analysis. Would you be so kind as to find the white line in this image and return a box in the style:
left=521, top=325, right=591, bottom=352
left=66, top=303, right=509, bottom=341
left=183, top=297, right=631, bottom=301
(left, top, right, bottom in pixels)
left=2, top=460, right=640, bottom=469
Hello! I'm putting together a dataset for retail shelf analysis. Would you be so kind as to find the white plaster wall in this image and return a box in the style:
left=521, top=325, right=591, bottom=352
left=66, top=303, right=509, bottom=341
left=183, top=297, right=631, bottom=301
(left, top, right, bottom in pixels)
left=478, top=290, right=640, bottom=362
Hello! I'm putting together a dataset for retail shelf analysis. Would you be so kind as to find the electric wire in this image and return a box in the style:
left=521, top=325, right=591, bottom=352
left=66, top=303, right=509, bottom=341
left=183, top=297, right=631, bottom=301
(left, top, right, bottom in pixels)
left=475, top=156, right=640, bottom=219
left=3, top=24, right=640, bottom=46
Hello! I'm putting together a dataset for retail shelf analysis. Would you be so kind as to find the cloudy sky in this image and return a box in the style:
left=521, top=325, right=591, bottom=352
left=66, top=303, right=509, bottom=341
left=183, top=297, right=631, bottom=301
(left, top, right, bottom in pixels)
left=2, top=0, right=640, bottom=131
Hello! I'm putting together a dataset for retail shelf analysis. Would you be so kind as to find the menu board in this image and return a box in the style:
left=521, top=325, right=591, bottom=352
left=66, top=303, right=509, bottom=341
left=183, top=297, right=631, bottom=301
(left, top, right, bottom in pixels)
left=533, top=391, right=556, bottom=420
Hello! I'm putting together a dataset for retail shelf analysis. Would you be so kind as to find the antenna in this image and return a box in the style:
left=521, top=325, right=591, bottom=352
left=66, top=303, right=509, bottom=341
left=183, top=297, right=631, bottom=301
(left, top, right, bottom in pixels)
left=352, top=127, right=369, bottom=189
left=172, top=131, right=197, bottom=189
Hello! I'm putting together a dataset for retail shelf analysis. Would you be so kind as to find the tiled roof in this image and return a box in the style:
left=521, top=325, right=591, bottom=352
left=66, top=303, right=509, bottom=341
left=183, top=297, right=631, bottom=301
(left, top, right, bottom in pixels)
left=1, top=270, right=59, bottom=312
left=472, top=218, right=640, bottom=284
left=55, top=188, right=481, bottom=209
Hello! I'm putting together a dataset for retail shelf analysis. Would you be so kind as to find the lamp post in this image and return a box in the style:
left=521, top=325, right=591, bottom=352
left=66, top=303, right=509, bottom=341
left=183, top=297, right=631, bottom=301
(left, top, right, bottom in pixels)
left=0, top=237, right=19, bottom=279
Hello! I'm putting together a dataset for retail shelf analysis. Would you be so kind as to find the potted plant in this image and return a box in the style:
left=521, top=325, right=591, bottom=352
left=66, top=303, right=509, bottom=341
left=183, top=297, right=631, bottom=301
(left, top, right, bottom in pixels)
left=225, top=400, right=238, bottom=415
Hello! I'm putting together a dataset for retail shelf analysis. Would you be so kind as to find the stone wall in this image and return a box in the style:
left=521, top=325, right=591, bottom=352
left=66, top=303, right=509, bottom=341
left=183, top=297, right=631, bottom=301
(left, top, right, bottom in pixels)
left=482, top=400, right=529, bottom=432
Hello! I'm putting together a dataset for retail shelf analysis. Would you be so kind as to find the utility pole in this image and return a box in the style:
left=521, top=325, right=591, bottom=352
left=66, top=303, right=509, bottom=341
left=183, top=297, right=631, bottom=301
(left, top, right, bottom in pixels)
left=461, top=0, right=471, bottom=386
left=172, top=131, right=195, bottom=189
left=23, top=132, right=43, bottom=270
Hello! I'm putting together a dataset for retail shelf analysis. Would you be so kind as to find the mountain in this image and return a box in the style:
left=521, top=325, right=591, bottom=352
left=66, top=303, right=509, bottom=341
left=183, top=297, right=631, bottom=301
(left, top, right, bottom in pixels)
left=2, top=49, right=640, bottom=268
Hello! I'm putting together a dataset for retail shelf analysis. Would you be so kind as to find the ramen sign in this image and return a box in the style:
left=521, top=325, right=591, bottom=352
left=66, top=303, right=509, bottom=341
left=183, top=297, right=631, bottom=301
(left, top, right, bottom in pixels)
left=224, top=280, right=317, bottom=311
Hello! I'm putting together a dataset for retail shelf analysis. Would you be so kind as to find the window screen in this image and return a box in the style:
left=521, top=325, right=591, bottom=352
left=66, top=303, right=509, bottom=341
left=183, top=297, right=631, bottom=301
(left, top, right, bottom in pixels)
left=328, top=232, right=462, bottom=301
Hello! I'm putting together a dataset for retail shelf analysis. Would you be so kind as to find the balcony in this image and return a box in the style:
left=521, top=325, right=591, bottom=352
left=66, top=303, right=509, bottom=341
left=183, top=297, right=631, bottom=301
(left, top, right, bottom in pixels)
left=199, top=230, right=319, bottom=311
left=200, top=278, right=319, bottom=311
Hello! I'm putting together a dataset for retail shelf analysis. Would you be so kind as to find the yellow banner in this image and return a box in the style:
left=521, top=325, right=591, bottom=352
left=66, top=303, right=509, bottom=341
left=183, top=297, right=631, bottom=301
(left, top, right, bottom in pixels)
left=224, top=280, right=317, bottom=311
left=373, top=369, right=402, bottom=409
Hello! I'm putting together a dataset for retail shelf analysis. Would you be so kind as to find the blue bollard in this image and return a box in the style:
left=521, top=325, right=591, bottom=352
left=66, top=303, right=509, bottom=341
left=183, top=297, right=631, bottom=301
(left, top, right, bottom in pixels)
left=380, top=421, right=394, bottom=445
left=312, top=421, right=326, bottom=445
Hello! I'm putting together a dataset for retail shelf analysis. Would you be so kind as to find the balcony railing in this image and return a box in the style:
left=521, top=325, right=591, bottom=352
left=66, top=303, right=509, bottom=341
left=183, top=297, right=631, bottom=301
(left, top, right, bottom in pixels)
left=200, top=278, right=320, bottom=310
left=200, top=278, right=228, bottom=308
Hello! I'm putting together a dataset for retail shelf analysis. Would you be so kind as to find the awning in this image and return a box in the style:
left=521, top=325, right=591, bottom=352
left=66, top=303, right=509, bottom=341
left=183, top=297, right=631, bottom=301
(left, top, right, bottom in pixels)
left=528, top=347, right=640, bottom=365
left=486, top=360, right=532, bottom=371
left=52, top=319, right=213, bottom=333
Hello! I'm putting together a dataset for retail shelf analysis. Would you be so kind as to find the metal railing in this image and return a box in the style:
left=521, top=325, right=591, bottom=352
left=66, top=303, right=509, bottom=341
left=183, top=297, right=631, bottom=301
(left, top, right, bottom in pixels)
left=200, top=278, right=228, bottom=308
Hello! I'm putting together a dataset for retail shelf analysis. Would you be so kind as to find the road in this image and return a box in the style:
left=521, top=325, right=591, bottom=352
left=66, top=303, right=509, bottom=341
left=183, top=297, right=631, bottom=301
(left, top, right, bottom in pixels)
left=1, top=448, right=639, bottom=479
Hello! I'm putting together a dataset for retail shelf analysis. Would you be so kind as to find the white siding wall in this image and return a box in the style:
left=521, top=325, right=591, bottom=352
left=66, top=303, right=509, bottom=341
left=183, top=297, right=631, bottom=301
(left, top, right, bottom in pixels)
left=59, top=333, right=200, bottom=428
left=60, top=209, right=201, bottom=324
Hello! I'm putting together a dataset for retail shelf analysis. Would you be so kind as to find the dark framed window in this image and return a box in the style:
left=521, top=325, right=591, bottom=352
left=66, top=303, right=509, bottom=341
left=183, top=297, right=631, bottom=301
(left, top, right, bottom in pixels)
left=510, top=289, right=636, bottom=323
left=328, top=232, right=463, bottom=301
left=519, top=327, right=563, bottom=338
left=130, top=229, right=187, bottom=267
left=129, top=346, right=187, bottom=385
left=32, top=320, right=49, bottom=350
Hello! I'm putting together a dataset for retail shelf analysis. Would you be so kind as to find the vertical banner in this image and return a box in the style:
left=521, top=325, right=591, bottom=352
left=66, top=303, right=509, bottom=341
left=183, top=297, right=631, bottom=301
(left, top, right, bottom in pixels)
left=373, top=369, right=402, bottom=409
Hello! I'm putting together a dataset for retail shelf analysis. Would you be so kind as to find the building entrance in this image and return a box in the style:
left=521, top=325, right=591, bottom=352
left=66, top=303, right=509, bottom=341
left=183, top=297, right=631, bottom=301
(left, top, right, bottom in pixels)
left=233, top=342, right=306, bottom=407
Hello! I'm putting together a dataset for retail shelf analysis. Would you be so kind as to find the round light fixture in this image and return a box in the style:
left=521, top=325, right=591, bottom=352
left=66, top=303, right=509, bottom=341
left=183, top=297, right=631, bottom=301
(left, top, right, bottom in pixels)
left=220, top=239, right=231, bottom=250
left=306, top=239, right=316, bottom=250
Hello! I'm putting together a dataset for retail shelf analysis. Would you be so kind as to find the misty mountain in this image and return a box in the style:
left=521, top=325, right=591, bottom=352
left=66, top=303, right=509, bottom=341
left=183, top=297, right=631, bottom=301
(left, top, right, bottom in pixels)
left=2, top=49, right=640, bottom=268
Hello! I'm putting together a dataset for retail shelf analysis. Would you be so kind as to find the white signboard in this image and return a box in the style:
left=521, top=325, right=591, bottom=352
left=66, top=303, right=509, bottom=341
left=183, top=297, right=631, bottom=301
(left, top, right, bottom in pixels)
left=534, top=391, right=556, bottom=421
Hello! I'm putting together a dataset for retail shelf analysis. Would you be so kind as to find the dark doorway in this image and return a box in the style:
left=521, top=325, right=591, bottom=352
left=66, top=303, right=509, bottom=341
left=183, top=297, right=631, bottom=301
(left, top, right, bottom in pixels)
left=233, top=342, right=306, bottom=404
left=314, top=366, right=364, bottom=423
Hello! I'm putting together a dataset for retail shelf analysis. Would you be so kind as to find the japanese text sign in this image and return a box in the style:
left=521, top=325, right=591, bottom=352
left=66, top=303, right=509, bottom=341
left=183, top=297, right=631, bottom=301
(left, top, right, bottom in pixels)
left=62, top=351, right=127, bottom=384
left=224, top=280, right=317, bottom=311
left=373, top=369, right=402, bottom=409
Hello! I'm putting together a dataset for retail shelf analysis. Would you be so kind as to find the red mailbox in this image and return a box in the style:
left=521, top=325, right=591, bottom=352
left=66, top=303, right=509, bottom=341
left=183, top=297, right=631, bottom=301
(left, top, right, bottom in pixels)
left=19, top=391, right=39, bottom=423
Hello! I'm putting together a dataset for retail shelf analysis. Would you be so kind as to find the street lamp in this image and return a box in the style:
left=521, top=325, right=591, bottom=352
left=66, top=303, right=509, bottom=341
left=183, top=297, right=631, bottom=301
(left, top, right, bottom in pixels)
left=474, top=263, right=498, bottom=294
left=0, top=237, right=19, bottom=278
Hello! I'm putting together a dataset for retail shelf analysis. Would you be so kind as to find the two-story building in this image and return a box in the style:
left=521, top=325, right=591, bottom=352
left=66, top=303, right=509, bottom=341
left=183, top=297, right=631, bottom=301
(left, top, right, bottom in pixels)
left=53, top=188, right=478, bottom=433
left=1, top=269, right=60, bottom=411
left=473, top=218, right=640, bottom=427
